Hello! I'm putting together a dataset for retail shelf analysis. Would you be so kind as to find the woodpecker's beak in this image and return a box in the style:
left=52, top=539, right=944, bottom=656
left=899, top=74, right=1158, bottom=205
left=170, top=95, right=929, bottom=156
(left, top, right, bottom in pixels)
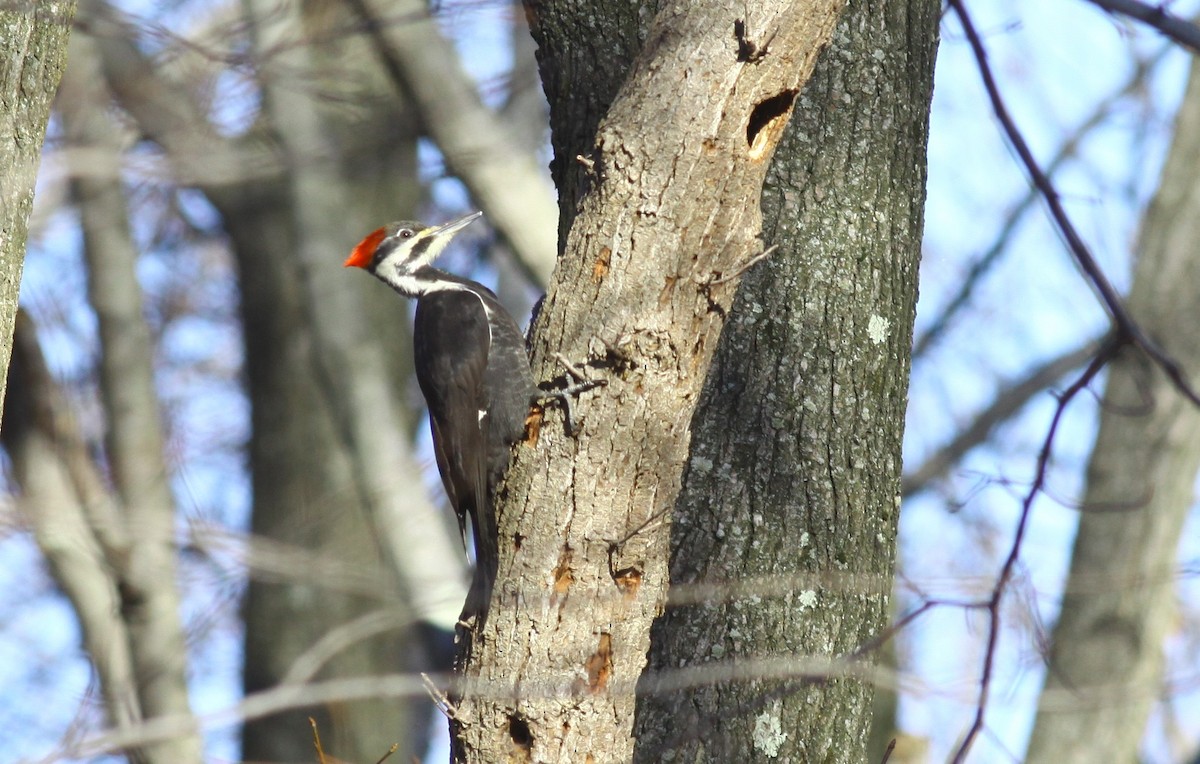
left=406, top=211, right=484, bottom=270
left=428, top=211, right=483, bottom=240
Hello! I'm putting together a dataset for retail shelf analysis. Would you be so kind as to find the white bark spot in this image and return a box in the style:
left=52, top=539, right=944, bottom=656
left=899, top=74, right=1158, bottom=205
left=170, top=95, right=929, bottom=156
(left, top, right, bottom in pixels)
left=753, top=702, right=788, bottom=757
left=868, top=314, right=890, bottom=344
left=798, top=590, right=818, bottom=611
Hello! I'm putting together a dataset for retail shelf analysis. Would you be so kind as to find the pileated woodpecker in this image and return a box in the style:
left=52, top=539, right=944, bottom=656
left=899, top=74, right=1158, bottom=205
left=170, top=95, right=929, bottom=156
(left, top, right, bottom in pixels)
left=344, top=212, right=535, bottom=608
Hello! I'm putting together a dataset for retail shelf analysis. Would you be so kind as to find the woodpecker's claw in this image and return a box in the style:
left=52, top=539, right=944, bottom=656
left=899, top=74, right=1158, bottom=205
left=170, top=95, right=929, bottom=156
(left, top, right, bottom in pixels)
left=536, top=378, right=606, bottom=437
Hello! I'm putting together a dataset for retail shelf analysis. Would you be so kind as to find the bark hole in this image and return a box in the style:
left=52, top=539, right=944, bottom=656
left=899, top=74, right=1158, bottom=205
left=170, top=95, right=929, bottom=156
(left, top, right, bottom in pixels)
left=746, top=90, right=798, bottom=159
left=508, top=713, right=533, bottom=752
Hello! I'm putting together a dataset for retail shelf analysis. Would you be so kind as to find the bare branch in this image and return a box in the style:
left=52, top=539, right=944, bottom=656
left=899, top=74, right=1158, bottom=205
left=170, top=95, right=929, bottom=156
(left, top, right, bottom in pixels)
left=281, top=609, right=411, bottom=686
left=3, top=313, right=142, bottom=739
left=903, top=335, right=1104, bottom=497
left=913, top=46, right=1168, bottom=359
left=950, top=341, right=1116, bottom=763
left=77, top=0, right=278, bottom=189
left=1083, top=0, right=1200, bottom=53
left=949, top=0, right=1200, bottom=407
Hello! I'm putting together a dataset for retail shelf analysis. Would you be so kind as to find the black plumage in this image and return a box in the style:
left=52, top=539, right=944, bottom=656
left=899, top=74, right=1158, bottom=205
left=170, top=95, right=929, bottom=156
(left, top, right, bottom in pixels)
left=413, top=271, right=535, bottom=552
left=345, top=212, right=535, bottom=620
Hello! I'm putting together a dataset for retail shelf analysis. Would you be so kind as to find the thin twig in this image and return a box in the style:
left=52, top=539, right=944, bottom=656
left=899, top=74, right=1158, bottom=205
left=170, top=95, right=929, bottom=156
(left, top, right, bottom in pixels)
left=880, top=738, right=897, bottom=764
left=708, top=244, right=779, bottom=285
left=1083, top=0, right=1200, bottom=53
left=309, top=717, right=328, bottom=764
left=949, top=341, right=1116, bottom=763
left=912, top=45, right=1167, bottom=360
left=421, top=672, right=456, bottom=719
left=902, top=335, right=1104, bottom=496
left=553, top=352, right=590, bottom=383
left=850, top=596, right=990, bottom=660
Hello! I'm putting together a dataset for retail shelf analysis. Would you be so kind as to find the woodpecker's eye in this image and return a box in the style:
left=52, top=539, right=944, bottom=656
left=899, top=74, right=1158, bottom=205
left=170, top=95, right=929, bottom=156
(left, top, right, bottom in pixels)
left=398, top=228, right=414, bottom=239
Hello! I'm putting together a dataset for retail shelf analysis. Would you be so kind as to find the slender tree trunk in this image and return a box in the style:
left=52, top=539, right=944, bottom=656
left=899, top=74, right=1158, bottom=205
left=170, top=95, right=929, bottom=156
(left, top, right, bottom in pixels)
left=2, top=314, right=143, bottom=744
left=1025, top=55, right=1200, bottom=764
left=56, top=32, right=203, bottom=763
left=236, top=1, right=441, bottom=757
left=633, top=1, right=938, bottom=760
left=451, top=2, right=848, bottom=761
left=0, top=1, right=75, bottom=420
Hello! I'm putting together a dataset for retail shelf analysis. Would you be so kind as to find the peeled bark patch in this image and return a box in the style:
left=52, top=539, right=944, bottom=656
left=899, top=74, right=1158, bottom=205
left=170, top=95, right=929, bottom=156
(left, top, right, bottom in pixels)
left=585, top=633, right=614, bottom=693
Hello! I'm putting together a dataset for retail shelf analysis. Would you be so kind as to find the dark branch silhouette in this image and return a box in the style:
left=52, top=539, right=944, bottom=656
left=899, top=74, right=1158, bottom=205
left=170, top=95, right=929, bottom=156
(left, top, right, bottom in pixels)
left=1083, top=0, right=1200, bottom=53
left=903, top=335, right=1103, bottom=497
left=913, top=46, right=1166, bottom=360
left=950, top=340, right=1117, bottom=763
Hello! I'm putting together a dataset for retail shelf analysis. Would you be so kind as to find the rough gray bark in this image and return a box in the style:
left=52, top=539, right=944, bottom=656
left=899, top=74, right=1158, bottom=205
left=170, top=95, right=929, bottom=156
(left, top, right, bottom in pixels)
left=54, top=32, right=203, bottom=763
left=1024, top=54, right=1200, bottom=764
left=451, top=1, right=849, bottom=761
left=0, top=1, right=75, bottom=423
left=632, top=1, right=939, bottom=760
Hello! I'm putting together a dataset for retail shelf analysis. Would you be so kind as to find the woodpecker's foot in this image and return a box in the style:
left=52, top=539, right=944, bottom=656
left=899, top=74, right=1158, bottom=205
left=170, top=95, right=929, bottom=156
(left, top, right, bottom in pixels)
left=536, top=376, right=606, bottom=437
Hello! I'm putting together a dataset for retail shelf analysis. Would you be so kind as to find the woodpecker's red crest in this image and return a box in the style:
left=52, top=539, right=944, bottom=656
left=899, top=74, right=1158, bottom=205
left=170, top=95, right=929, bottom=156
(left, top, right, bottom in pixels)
left=345, top=227, right=388, bottom=269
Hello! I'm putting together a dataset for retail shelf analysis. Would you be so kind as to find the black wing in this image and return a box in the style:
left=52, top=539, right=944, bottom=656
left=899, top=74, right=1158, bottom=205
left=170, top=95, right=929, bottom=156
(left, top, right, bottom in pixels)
left=477, top=293, right=537, bottom=482
left=414, top=291, right=490, bottom=548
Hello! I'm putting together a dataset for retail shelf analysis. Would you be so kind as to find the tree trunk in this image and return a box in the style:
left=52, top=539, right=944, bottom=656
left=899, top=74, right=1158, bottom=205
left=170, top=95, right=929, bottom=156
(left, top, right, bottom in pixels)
left=633, top=1, right=939, bottom=760
left=451, top=2, right=849, bottom=761
left=236, top=1, right=441, bottom=758
left=2, top=313, right=144, bottom=745
left=1024, top=54, right=1200, bottom=764
left=57, top=32, right=203, bottom=763
left=0, top=0, right=75, bottom=421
